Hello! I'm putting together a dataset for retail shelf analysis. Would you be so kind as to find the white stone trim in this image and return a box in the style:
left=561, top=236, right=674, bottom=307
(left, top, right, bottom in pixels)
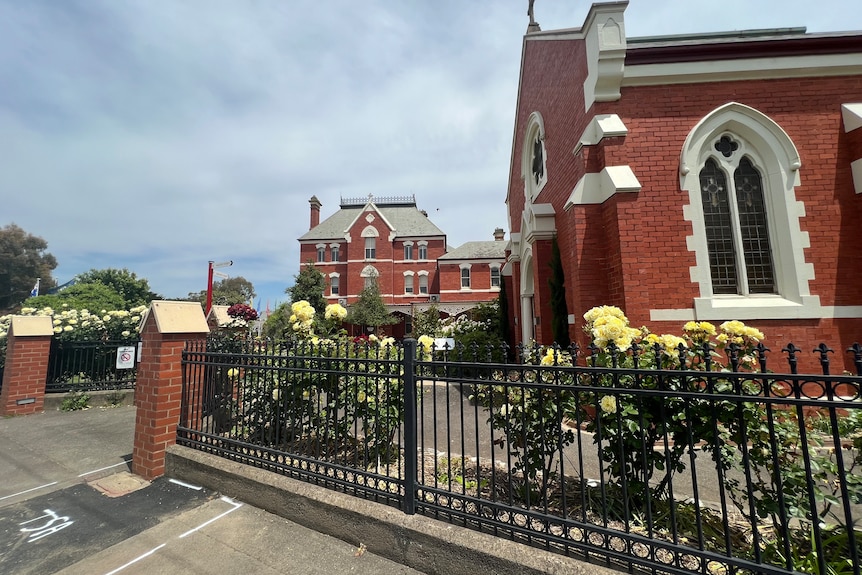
left=360, top=265, right=379, bottom=278
left=564, top=166, right=641, bottom=208
left=582, top=2, right=627, bottom=110
left=361, top=226, right=378, bottom=238
left=679, top=102, right=822, bottom=320
left=574, top=114, right=628, bottom=154
left=651, top=304, right=862, bottom=322
left=521, top=112, right=548, bottom=202
left=852, top=158, right=862, bottom=195
left=522, top=203, right=556, bottom=244
left=623, top=54, right=862, bottom=88
left=842, top=103, right=862, bottom=133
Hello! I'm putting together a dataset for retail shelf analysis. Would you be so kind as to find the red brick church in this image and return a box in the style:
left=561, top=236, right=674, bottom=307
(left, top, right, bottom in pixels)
left=502, top=1, right=862, bottom=371
left=299, top=195, right=506, bottom=338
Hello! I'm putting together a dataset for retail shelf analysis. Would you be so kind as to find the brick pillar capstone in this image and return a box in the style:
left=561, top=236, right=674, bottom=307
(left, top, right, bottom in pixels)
left=132, top=301, right=209, bottom=480
left=0, top=316, right=54, bottom=416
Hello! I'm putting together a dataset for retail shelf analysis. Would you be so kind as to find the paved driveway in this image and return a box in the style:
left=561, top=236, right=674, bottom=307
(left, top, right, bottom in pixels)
left=0, top=406, right=423, bottom=575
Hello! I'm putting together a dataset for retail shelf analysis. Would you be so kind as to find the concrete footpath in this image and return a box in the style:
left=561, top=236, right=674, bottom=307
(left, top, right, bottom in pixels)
left=0, top=405, right=620, bottom=575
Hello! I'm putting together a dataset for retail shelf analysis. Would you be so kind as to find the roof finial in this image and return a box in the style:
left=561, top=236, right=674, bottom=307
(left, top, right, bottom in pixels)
left=527, top=0, right=540, bottom=33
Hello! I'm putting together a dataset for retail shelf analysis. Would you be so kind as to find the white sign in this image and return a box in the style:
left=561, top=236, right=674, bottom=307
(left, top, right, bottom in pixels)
left=433, top=338, right=455, bottom=351
left=116, top=346, right=136, bottom=369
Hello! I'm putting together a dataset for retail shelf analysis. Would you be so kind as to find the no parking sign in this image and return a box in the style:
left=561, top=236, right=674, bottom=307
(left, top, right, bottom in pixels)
left=116, top=346, right=136, bottom=369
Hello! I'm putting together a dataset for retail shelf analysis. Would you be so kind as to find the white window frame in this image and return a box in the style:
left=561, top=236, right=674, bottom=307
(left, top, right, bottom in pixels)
left=330, top=244, right=340, bottom=262
left=522, top=112, right=548, bottom=202
left=403, top=271, right=414, bottom=294
left=316, top=244, right=326, bottom=263
left=417, top=242, right=428, bottom=260
left=329, top=273, right=340, bottom=296
left=460, top=264, right=471, bottom=289
left=490, top=265, right=501, bottom=289
left=360, top=264, right=379, bottom=289
left=676, top=102, right=821, bottom=321
left=418, top=271, right=429, bottom=294
left=364, top=237, right=376, bottom=260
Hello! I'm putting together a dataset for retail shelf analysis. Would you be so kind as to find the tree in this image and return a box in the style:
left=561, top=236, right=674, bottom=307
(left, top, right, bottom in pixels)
left=498, top=278, right=512, bottom=350
left=28, top=282, right=126, bottom=313
left=548, top=236, right=570, bottom=347
left=286, top=262, right=326, bottom=314
left=0, top=224, right=57, bottom=312
left=261, top=302, right=292, bottom=340
left=187, top=276, right=256, bottom=307
left=76, top=268, right=160, bottom=307
left=413, top=305, right=442, bottom=337
left=346, top=283, right=397, bottom=330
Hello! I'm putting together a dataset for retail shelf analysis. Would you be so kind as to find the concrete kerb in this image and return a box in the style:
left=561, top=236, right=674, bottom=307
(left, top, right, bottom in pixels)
left=166, top=444, right=623, bottom=575
left=43, top=389, right=135, bottom=411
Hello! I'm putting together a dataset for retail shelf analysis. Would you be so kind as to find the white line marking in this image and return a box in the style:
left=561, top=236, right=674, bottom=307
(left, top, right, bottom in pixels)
left=168, top=478, right=202, bottom=490
left=77, top=460, right=130, bottom=477
left=179, top=496, right=242, bottom=538
left=0, top=482, right=58, bottom=501
left=102, top=543, right=166, bottom=575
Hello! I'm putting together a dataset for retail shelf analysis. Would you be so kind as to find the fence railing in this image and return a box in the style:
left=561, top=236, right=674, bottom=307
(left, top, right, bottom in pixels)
left=46, top=339, right=139, bottom=393
left=178, top=336, right=862, bottom=575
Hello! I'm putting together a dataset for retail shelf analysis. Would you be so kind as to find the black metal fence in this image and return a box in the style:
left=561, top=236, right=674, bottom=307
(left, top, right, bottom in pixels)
left=46, top=339, right=139, bottom=393
left=178, top=336, right=862, bottom=575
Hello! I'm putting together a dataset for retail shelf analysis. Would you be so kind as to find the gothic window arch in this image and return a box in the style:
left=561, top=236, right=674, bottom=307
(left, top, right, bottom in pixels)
left=522, top=112, right=548, bottom=201
left=679, top=102, right=821, bottom=320
left=360, top=264, right=379, bottom=289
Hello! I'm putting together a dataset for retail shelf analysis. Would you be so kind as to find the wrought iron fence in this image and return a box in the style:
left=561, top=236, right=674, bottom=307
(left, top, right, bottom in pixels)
left=46, top=339, right=139, bottom=393
left=178, top=336, right=406, bottom=508
left=179, top=336, right=862, bottom=575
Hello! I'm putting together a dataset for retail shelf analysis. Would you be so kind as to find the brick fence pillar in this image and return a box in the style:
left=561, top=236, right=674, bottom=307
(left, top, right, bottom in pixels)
left=0, top=316, right=53, bottom=416
left=132, top=301, right=209, bottom=480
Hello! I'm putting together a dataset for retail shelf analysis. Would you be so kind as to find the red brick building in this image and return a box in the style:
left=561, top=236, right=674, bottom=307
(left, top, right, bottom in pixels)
left=299, top=195, right=505, bottom=337
left=503, top=2, right=862, bottom=371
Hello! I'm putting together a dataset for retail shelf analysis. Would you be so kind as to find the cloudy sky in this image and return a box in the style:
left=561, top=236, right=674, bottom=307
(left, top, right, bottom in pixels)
left=2, top=0, right=861, bottom=309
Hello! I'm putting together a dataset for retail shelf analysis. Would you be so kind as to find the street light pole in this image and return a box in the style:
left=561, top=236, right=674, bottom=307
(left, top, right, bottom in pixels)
left=205, top=260, right=232, bottom=316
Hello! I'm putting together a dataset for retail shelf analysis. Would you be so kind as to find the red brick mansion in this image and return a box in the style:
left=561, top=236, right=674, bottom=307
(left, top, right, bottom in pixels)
left=298, top=195, right=506, bottom=337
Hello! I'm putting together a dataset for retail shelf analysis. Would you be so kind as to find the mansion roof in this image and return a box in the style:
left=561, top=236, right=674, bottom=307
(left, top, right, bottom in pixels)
left=299, top=203, right=446, bottom=242
left=439, top=240, right=506, bottom=261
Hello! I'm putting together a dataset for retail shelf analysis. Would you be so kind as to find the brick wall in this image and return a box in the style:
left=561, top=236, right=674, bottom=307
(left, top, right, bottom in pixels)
left=132, top=306, right=208, bottom=480
left=0, top=328, right=51, bottom=416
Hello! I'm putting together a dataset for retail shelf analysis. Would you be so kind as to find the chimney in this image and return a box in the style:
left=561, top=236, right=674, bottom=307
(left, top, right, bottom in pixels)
left=494, top=227, right=505, bottom=241
left=309, top=196, right=322, bottom=230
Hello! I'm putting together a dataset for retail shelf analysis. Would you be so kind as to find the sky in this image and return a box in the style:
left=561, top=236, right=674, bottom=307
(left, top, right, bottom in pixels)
left=2, top=0, right=861, bottom=310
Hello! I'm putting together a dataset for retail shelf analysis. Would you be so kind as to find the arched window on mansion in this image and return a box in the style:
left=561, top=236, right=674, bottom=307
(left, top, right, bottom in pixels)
left=360, top=265, right=379, bottom=289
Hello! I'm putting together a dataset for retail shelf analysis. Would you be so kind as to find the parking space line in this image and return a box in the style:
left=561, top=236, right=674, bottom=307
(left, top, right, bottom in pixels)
left=102, top=543, right=166, bottom=575
left=168, top=478, right=202, bottom=490
left=77, top=460, right=131, bottom=478
left=179, top=496, right=242, bottom=538
left=0, top=481, right=58, bottom=502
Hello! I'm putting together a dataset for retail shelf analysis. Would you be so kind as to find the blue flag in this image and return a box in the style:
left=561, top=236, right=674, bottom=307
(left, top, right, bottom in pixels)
left=29, top=279, right=40, bottom=297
